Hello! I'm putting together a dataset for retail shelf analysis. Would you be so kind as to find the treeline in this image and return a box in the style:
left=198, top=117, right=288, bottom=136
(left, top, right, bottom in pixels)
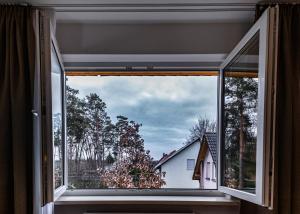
left=66, top=86, right=164, bottom=189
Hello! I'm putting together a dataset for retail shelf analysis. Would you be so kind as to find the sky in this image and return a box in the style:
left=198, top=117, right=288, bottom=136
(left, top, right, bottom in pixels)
left=67, top=76, right=217, bottom=160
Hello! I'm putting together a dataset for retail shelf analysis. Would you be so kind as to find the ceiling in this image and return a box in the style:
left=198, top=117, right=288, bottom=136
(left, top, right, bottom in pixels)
left=14, top=0, right=261, bottom=23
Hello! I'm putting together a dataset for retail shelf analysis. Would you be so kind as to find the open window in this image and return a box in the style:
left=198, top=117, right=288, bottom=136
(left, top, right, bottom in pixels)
left=218, top=7, right=277, bottom=207
left=39, top=6, right=277, bottom=209
left=40, top=12, right=67, bottom=204
left=51, top=36, right=68, bottom=200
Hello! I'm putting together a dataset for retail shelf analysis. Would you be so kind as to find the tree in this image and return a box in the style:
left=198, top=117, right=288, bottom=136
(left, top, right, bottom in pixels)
left=66, top=86, right=89, bottom=175
left=85, top=93, right=113, bottom=170
left=101, top=116, right=165, bottom=188
left=186, top=117, right=216, bottom=143
left=223, top=76, right=257, bottom=189
left=66, top=85, right=165, bottom=189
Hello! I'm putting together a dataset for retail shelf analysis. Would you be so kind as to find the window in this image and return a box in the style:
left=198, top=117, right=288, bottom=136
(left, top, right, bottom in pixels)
left=66, top=75, right=217, bottom=189
left=222, top=32, right=259, bottom=193
left=43, top=7, right=276, bottom=208
left=50, top=41, right=67, bottom=199
left=212, top=163, right=216, bottom=181
left=206, top=162, right=211, bottom=180
left=51, top=46, right=64, bottom=190
left=218, top=8, right=277, bottom=206
left=40, top=20, right=67, bottom=203
left=187, top=159, right=195, bottom=170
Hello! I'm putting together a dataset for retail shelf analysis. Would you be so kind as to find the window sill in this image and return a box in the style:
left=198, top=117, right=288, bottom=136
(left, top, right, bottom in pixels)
left=55, top=195, right=239, bottom=206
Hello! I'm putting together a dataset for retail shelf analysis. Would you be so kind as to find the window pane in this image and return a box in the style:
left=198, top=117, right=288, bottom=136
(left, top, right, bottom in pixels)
left=66, top=75, right=217, bottom=189
left=187, top=159, right=195, bottom=170
left=51, top=47, right=64, bottom=189
left=222, top=32, right=259, bottom=193
left=206, top=162, right=211, bottom=179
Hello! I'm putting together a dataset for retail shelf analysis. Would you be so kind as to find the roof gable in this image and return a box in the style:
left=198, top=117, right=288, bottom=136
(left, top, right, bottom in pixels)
left=155, top=138, right=200, bottom=169
left=205, top=132, right=217, bottom=163
left=192, top=132, right=217, bottom=180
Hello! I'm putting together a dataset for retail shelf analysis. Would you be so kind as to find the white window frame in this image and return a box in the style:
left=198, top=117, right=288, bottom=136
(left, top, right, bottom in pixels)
left=61, top=54, right=222, bottom=196
left=218, top=7, right=276, bottom=206
left=45, top=8, right=277, bottom=207
left=51, top=35, right=68, bottom=201
left=40, top=13, right=68, bottom=204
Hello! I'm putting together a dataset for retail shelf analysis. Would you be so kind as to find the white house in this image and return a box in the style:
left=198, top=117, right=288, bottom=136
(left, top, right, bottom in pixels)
left=155, top=139, right=200, bottom=188
left=193, top=132, right=217, bottom=189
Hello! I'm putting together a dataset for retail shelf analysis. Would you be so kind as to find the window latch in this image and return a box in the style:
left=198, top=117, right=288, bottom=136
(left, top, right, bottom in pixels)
left=32, top=110, right=39, bottom=117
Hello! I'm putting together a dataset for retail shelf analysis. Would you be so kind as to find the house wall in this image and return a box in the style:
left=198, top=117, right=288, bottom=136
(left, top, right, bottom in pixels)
left=202, top=150, right=217, bottom=189
left=160, top=142, right=200, bottom=188
left=55, top=203, right=240, bottom=214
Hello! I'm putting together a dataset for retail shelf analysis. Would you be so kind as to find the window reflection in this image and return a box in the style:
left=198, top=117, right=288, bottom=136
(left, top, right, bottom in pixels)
left=222, top=32, right=259, bottom=193
left=51, top=46, right=64, bottom=189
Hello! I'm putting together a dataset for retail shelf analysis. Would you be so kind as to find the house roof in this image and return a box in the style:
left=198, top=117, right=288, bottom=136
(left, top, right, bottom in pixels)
left=205, top=132, right=217, bottom=163
left=192, top=132, right=217, bottom=180
left=154, top=138, right=200, bottom=169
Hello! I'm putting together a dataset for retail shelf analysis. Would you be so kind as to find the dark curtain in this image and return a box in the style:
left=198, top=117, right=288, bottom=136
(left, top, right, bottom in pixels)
left=276, top=5, right=300, bottom=214
left=255, top=4, right=300, bottom=214
left=0, top=5, right=36, bottom=214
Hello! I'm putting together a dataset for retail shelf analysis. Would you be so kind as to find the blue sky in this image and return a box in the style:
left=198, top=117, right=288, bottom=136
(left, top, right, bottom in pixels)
left=67, top=76, right=217, bottom=160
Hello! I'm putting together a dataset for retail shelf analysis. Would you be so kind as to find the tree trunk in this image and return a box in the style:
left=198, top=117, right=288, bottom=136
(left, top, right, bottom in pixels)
left=239, top=114, right=245, bottom=189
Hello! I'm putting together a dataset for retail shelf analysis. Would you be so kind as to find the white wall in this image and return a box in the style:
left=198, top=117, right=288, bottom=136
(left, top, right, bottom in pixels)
left=160, top=142, right=200, bottom=188
left=55, top=203, right=240, bottom=214
left=202, top=150, right=217, bottom=189
left=56, top=23, right=251, bottom=54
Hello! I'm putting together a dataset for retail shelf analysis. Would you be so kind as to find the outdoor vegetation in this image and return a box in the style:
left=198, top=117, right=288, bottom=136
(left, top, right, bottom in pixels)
left=62, top=83, right=216, bottom=189
left=53, top=73, right=257, bottom=191
left=66, top=85, right=165, bottom=189
left=223, top=75, right=258, bottom=191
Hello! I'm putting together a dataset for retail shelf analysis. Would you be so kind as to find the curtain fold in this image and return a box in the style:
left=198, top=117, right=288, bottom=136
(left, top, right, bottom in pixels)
left=256, top=4, right=300, bottom=214
left=0, top=5, right=36, bottom=214
left=276, top=5, right=300, bottom=214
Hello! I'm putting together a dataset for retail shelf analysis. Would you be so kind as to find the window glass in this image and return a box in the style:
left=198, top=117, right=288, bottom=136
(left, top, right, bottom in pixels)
left=206, top=162, right=211, bottom=179
left=187, top=159, right=195, bottom=170
left=212, top=163, right=215, bottom=180
left=51, top=46, right=64, bottom=189
left=66, top=75, right=217, bottom=189
left=214, top=163, right=217, bottom=180
left=222, top=32, right=259, bottom=194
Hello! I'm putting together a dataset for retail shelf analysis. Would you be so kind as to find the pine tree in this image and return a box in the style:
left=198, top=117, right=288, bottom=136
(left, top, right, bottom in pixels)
left=66, top=86, right=89, bottom=175
left=224, top=76, right=258, bottom=189
left=66, top=85, right=165, bottom=189
left=85, top=93, right=113, bottom=170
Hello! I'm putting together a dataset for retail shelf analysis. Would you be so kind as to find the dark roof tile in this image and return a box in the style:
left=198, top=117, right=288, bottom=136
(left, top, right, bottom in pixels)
left=204, top=132, right=217, bottom=163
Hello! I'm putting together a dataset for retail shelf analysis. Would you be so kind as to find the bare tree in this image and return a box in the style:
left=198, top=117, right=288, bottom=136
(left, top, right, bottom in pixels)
left=186, top=117, right=216, bottom=143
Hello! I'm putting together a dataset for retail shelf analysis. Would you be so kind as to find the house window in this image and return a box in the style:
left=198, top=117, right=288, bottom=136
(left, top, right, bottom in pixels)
left=206, top=162, right=211, bottom=180
left=187, top=159, right=195, bottom=170
left=212, top=163, right=216, bottom=181
left=66, top=75, right=217, bottom=189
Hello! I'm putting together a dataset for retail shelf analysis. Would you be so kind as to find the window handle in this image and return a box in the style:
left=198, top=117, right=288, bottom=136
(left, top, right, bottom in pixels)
left=32, top=110, right=39, bottom=117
